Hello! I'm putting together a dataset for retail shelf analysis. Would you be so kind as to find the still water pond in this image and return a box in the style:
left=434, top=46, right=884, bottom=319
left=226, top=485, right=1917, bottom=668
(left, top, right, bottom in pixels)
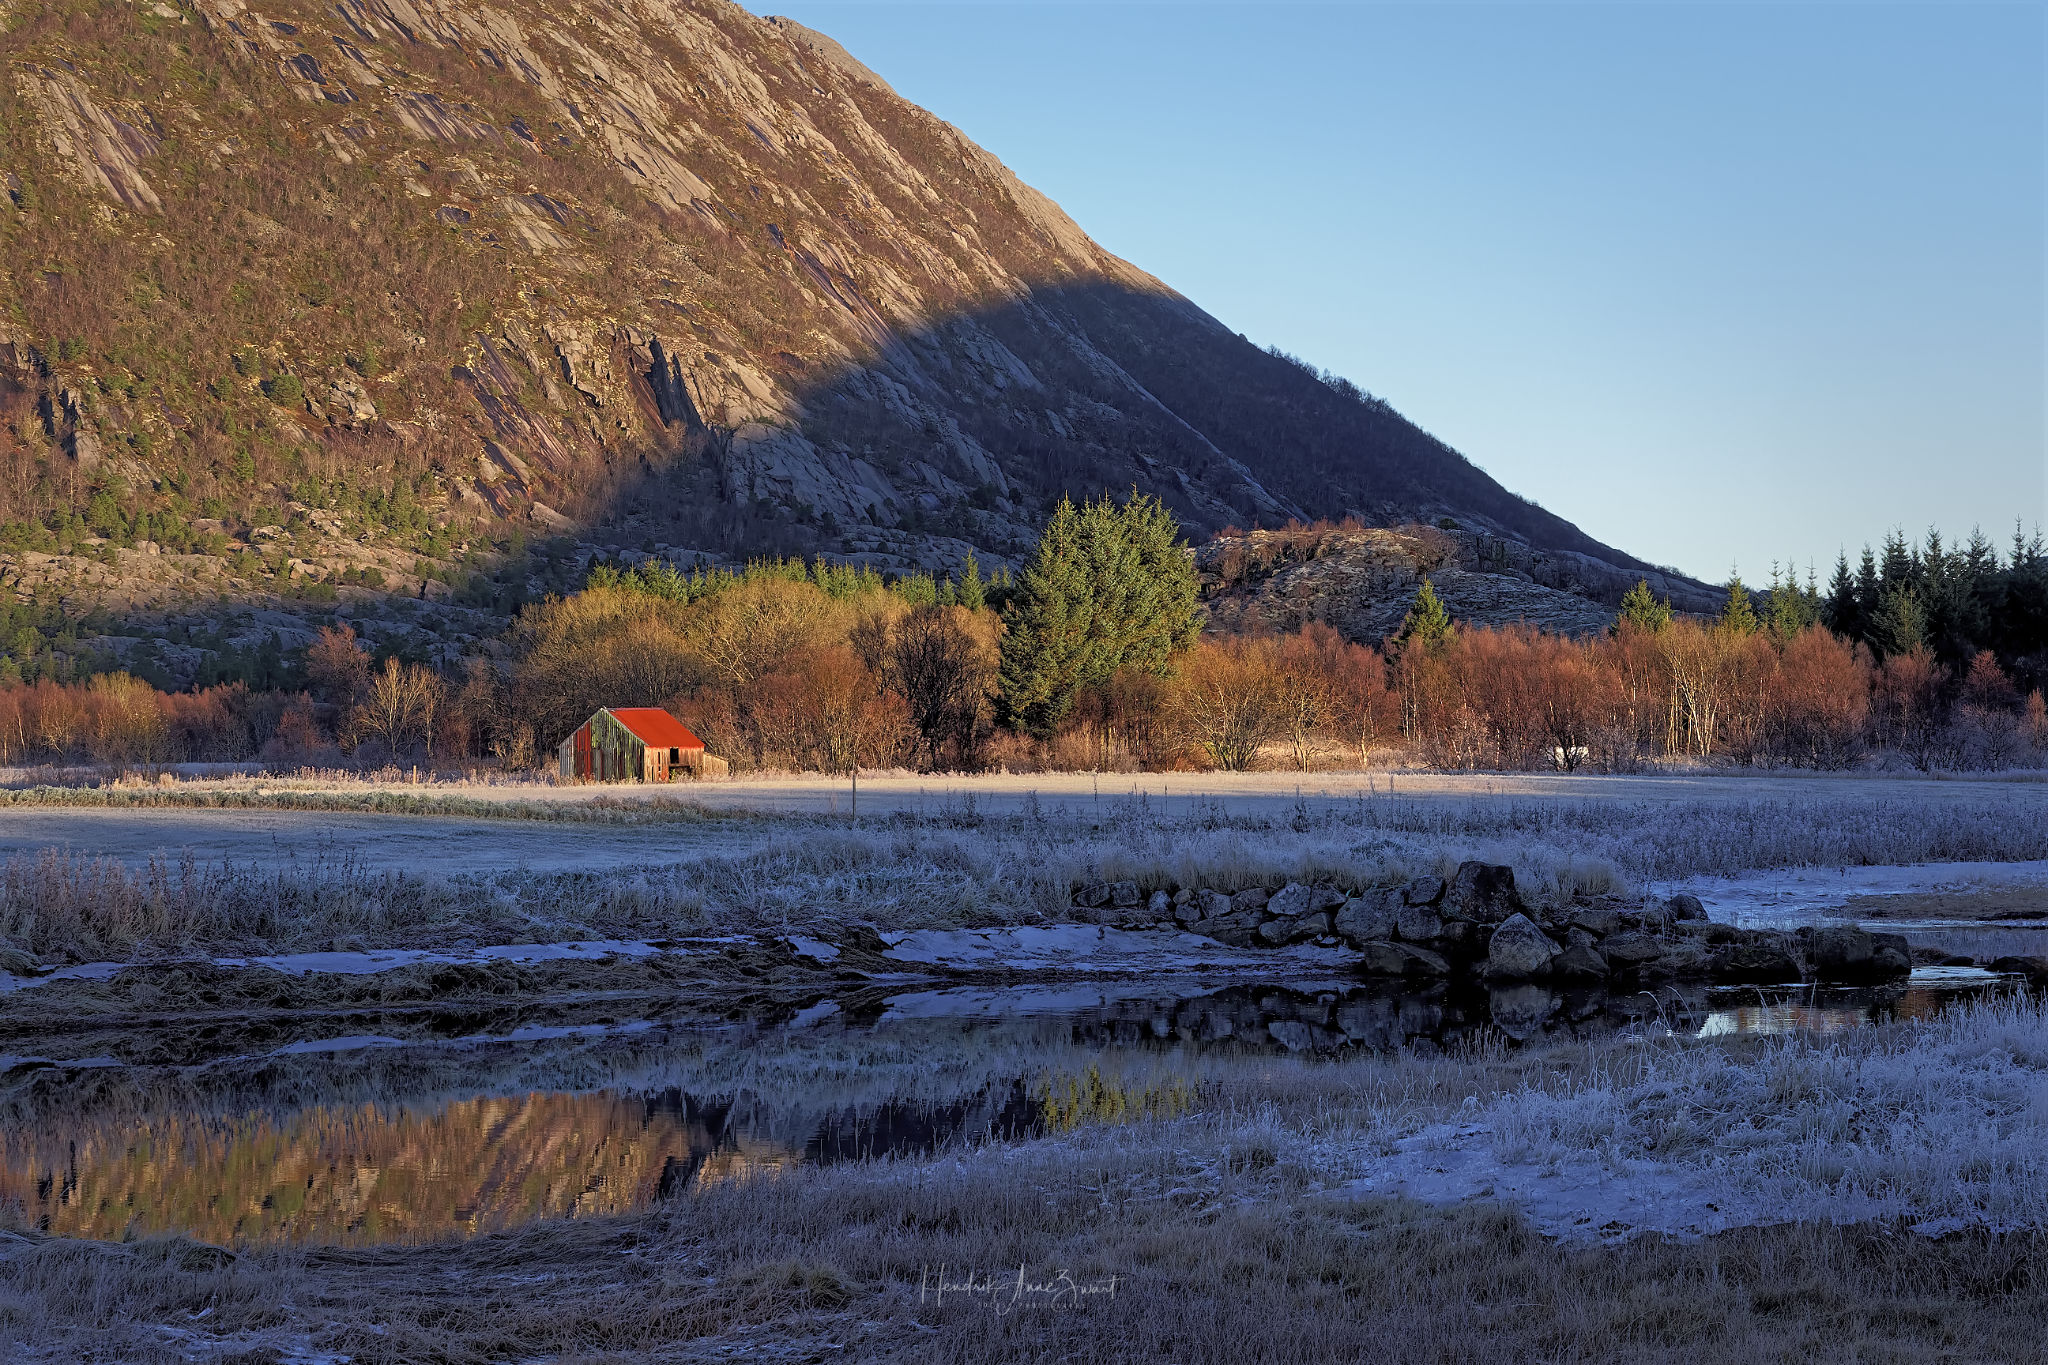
left=0, top=972, right=2007, bottom=1246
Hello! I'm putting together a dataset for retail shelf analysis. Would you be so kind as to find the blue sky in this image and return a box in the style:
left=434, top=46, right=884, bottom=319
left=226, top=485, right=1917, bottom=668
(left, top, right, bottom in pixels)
left=747, top=2, right=2045, bottom=583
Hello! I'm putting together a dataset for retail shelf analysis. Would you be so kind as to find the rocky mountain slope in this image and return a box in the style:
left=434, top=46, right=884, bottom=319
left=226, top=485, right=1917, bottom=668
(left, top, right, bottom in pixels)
left=0, top=0, right=1693, bottom=632
left=1199, top=522, right=1720, bottom=642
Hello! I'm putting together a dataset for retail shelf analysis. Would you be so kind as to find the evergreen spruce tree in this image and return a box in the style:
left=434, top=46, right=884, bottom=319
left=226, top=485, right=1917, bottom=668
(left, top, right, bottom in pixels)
left=1615, top=579, right=1672, bottom=634
left=1854, top=546, right=1881, bottom=641
left=1824, top=552, right=1860, bottom=639
left=1396, top=577, right=1454, bottom=655
left=1870, top=585, right=1927, bottom=659
left=1880, top=529, right=1916, bottom=594
left=996, top=492, right=1199, bottom=737
left=1720, top=573, right=1757, bottom=635
left=958, top=551, right=986, bottom=612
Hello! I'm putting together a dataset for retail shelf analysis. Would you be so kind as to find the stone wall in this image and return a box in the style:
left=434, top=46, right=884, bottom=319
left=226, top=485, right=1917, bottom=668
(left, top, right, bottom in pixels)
left=1070, top=862, right=1912, bottom=988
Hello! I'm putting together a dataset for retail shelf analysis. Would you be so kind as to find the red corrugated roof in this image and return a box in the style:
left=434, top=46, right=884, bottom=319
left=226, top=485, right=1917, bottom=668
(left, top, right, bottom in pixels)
left=604, top=708, right=704, bottom=749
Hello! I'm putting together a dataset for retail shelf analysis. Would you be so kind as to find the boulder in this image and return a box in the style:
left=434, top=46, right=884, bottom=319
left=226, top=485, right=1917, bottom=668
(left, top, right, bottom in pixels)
left=1230, top=887, right=1271, bottom=916
left=1869, top=932, right=1912, bottom=980
left=1485, top=913, right=1559, bottom=980
left=1396, top=904, right=1443, bottom=943
left=1172, top=887, right=1194, bottom=906
left=1598, top=932, right=1667, bottom=968
left=1667, top=893, right=1707, bottom=921
left=1806, top=927, right=1874, bottom=982
left=1332, top=893, right=1399, bottom=946
left=1629, top=904, right=1675, bottom=933
left=1201, top=920, right=1260, bottom=949
left=1443, top=862, right=1521, bottom=923
left=1710, top=943, right=1801, bottom=985
left=1074, top=882, right=1111, bottom=909
left=1990, top=955, right=2048, bottom=986
left=1110, top=881, right=1141, bottom=908
left=1265, top=883, right=1315, bottom=919
left=1146, top=890, right=1171, bottom=918
left=0, top=947, right=40, bottom=977
left=1257, top=912, right=1332, bottom=946
left=1550, top=943, right=1609, bottom=982
left=1568, top=906, right=1619, bottom=938
left=1402, top=876, right=1446, bottom=907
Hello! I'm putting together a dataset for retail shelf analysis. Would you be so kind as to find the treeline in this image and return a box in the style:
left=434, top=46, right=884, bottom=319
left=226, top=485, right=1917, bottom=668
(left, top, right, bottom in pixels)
left=4, top=500, right=2046, bottom=775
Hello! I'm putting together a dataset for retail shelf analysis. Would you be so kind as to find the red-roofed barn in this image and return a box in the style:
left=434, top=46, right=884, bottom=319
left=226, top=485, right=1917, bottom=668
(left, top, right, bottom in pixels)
left=557, top=707, right=728, bottom=782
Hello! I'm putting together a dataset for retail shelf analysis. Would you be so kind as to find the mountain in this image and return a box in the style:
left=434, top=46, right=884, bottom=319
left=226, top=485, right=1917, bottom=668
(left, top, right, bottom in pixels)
left=0, top=0, right=1698, bottom=662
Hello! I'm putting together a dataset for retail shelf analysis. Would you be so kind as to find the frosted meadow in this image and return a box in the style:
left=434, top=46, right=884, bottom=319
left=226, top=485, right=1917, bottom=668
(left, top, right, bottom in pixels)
left=0, top=775, right=2045, bottom=1360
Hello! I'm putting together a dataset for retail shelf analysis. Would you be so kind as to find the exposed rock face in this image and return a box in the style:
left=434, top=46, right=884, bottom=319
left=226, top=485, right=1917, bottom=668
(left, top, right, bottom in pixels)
left=1199, top=524, right=1717, bottom=642
left=1, top=0, right=1686, bottom=586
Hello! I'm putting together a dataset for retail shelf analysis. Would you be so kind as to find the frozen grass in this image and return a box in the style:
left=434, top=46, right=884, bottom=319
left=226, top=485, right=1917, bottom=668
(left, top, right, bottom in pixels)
left=6, top=1000, right=2048, bottom=1361
left=1471, top=992, right=2048, bottom=1232
left=6, top=784, right=2048, bottom=960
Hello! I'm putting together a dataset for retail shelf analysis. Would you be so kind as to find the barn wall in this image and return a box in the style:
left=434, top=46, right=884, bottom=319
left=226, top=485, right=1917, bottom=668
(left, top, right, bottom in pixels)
left=588, top=711, right=647, bottom=782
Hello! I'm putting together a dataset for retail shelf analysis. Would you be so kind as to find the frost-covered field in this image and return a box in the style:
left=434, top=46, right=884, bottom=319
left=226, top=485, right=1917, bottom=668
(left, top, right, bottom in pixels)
left=3, top=772, right=2048, bottom=959
left=6, top=994, right=2046, bottom=1362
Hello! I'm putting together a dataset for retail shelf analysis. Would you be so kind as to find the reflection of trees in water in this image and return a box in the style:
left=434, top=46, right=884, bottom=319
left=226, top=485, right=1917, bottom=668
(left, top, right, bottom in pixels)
left=0, top=979, right=2001, bottom=1246
left=0, top=1089, right=804, bottom=1246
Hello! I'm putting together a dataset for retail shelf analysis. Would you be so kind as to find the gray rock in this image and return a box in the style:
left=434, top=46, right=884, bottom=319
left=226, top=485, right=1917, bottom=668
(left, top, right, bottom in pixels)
left=1198, top=890, right=1234, bottom=920
left=1146, top=889, right=1171, bottom=918
left=1630, top=904, right=1675, bottom=933
left=1402, top=876, right=1446, bottom=907
left=1332, top=893, right=1399, bottom=946
left=1599, top=932, right=1667, bottom=968
left=1202, top=921, right=1259, bottom=949
left=1808, top=927, right=1874, bottom=981
left=1566, top=927, right=1599, bottom=951
left=1173, top=896, right=1204, bottom=927
left=0, top=947, right=40, bottom=977
left=1265, top=882, right=1315, bottom=919
left=1230, top=887, right=1271, bottom=916
left=1074, top=882, right=1111, bottom=909
left=1172, top=887, right=1194, bottom=906
left=1259, top=910, right=1332, bottom=945
left=1442, top=862, right=1521, bottom=923
left=1568, top=906, right=1619, bottom=938
left=1667, top=893, right=1707, bottom=921
left=1870, top=932, right=1911, bottom=979
left=1711, top=942, right=1801, bottom=984
left=1110, top=880, right=1141, bottom=908
left=1397, top=944, right=1451, bottom=976
left=1991, top=955, right=2048, bottom=986
left=1396, top=904, right=1443, bottom=942
left=1484, top=912, right=1559, bottom=979
left=1310, top=885, right=1348, bottom=914
left=1551, top=943, right=1609, bottom=982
